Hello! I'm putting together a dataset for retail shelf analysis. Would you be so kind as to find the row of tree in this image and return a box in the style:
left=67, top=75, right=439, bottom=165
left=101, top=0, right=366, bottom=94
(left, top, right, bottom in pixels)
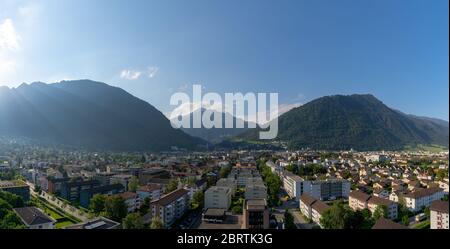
left=258, top=160, right=282, bottom=206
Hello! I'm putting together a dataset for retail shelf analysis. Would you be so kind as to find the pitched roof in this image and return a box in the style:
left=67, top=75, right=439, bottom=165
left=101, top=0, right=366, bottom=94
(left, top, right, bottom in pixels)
left=311, top=200, right=330, bottom=214
left=403, top=187, right=443, bottom=199
left=368, top=196, right=394, bottom=206
left=430, top=200, right=449, bottom=214
left=300, top=193, right=317, bottom=206
left=13, top=207, right=55, bottom=226
left=151, top=188, right=189, bottom=206
left=372, top=218, right=407, bottom=229
left=138, top=184, right=162, bottom=192
left=349, top=190, right=371, bottom=202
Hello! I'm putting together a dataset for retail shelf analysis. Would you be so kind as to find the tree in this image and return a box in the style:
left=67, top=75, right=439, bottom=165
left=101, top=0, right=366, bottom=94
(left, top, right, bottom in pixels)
left=401, top=215, right=410, bottom=226
left=372, top=205, right=388, bottom=220
left=191, top=191, right=204, bottom=209
left=165, top=179, right=178, bottom=193
left=104, top=195, right=128, bottom=222
left=232, top=205, right=243, bottom=214
left=122, top=213, right=145, bottom=229
left=424, top=207, right=430, bottom=218
left=139, top=197, right=151, bottom=215
left=34, top=185, right=42, bottom=195
left=89, top=194, right=106, bottom=214
left=319, top=202, right=354, bottom=229
left=150, top=217, right=164, bottom=229
left=128, top=176, right=139, bottom=193
left=219, top=167, right=231, bottom=178
left=284, top=209, right=297, bottom=229
left=0, top=191, right=24, bottom=208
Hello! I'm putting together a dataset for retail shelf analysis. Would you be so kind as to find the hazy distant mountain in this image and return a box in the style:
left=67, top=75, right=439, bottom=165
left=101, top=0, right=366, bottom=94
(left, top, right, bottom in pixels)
left=170, top=108, right=255, bottom=144
left=237, top=94, right=449, bottom=151
left=0, top=80, right=204, bottom=151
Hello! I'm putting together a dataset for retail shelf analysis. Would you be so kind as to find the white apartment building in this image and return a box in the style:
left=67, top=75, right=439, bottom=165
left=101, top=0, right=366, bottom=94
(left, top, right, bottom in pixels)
left=430, top=200, right=449, bottom=229
left=204, top=186, right=232, bottom=210
left=403, top=187, right=445, bottom=212
left=282, top=172, right=302, bottom=200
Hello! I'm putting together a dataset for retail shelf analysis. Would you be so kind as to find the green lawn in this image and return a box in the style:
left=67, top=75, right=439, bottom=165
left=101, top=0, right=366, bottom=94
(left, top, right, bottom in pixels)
left=32, top=197, right=80, bottom=229
left=55, top=220, right=75, bottom=229
left=414, top=220, right=430, bottom=229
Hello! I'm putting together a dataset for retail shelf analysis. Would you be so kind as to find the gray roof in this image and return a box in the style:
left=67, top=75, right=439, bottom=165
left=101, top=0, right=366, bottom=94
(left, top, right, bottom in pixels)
left=13, top=207, right=55, bottom=226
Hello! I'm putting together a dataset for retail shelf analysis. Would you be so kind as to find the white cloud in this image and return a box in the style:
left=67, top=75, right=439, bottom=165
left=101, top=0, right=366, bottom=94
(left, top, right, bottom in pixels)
left=148, top=67, right=159, bottom=78
left=278, top=102, right=302, bottom=115
left=120, top=69, right=142, bottom=80
left=0, top=18, right=21, bottom=51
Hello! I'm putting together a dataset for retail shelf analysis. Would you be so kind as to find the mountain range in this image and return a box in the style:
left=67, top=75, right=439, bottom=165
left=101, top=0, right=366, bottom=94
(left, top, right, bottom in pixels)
left=0, top=80, right=448, bottom=151
left=236, top=94, right=449, bottom=151
left=169, top=108, right=255, bottom=144
left=0, top=80, right=205, bottom=151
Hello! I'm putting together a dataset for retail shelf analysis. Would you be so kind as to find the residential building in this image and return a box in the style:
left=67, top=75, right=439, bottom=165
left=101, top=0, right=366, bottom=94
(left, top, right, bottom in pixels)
left=204, top=186, right=232, bottom=210
left=245, top=184, right=267, bottom=200
left=350, top=190, right=398, bottom=219
left=368, top=196, right=398, bottom=220
left=13, top=207, right=56, bottom=229
left=119, top=192, right=141, bottom=212
left=60, top=179, right=100, bottom=202
left=430, top=200, right=449, bottom=229
left=216, top=178, right=236, bottom=196
left=242, top=199, right=269, bottom=229
left=403, top=187, right=445, bottom=212
left=299, top=193, right=330, bottom=227
left=149, top=188, right=190, bottom=228
left=303, top=179, right=351, bottom=201
left=349, top=190, right=370, bottom=210
left=136, top=183, right=164, bottom=202
left=282, top=172, right=303, bottom=200
left=110, top=174, right=133, bottom=191
left=0, top=180, right=30, bottom=202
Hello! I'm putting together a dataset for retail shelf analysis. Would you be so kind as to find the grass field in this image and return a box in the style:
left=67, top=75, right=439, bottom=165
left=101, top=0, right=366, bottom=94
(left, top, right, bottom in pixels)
left=32, top=197, right=80, bottom=229
left=414, top=220, right=430, bottom=229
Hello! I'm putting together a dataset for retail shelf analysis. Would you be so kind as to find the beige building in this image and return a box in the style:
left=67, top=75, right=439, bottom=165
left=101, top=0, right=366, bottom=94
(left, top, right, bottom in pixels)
left=430, top=200, right=449, bottom=229
left=204, top=186, right=232, bottom=210
left=149, top=188, right=189, bottom=228
left=349, top=190, right=370, bottom=210
left=299, top=193, right=330, bottom=228
left=350, top=190, right=398, bottom=219
left=368, top=196, right=398, bottom=220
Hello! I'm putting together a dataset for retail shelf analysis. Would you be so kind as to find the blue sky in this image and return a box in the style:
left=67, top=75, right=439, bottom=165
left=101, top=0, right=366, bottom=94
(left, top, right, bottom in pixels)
left=0, top=0, right=448, bottom=120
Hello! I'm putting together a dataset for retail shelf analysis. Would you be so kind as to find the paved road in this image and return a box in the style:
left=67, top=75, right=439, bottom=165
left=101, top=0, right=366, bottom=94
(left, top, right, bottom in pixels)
left=26, top=181, right=89, bottom=222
